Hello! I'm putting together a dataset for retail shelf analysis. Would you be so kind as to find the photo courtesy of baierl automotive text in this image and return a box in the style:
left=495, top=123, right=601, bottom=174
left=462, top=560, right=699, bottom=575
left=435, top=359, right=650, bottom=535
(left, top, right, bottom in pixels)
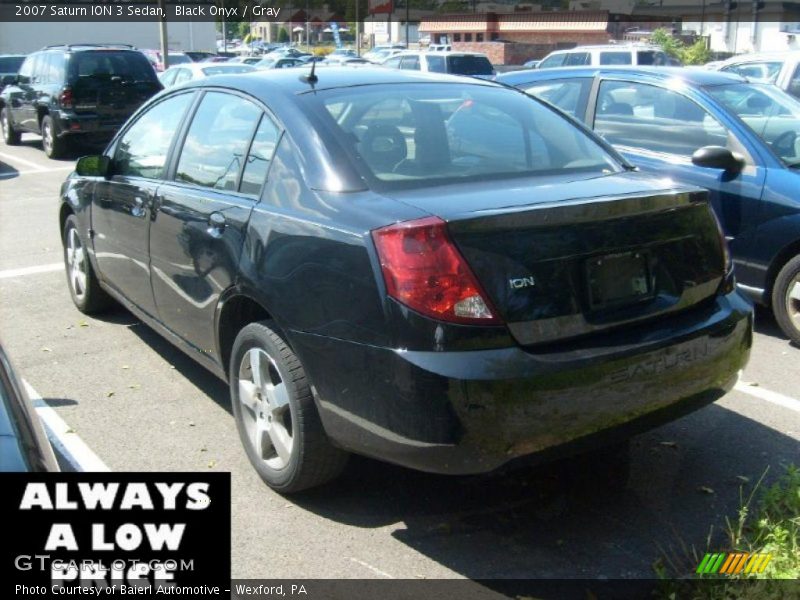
left=0, top=1, right=798, bottom=598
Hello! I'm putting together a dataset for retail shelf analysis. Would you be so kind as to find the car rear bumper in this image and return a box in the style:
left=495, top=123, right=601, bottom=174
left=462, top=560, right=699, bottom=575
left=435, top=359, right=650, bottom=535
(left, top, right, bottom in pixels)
left=289, top=290, right=753, bottom=475
left=50, top=111, right=124, bottom=139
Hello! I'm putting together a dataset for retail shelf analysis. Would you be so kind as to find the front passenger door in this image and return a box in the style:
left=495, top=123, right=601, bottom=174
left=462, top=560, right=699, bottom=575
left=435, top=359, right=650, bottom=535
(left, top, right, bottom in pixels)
left=92, top=92, right=195, bottom=317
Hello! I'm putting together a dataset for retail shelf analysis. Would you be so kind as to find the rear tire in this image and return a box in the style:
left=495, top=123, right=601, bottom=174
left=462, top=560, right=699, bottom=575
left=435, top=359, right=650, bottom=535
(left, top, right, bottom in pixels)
left=41, top=115, right=68, bottom=158
left=230, top=321, right=348, bottom=493
left=1, top=107, right=20, bottom=145
left=772, top=254, right=800, bottom=346
left=63, top=215, right=112, bottom=314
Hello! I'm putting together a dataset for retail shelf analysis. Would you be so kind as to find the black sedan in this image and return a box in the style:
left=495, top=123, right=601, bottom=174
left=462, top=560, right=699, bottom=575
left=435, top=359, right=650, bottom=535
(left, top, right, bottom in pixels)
left=60, top=68, right=752, bottom=492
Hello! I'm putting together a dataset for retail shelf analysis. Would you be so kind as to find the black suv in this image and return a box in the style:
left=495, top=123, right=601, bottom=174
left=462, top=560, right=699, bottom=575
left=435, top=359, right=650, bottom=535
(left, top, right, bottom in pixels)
left=0, top=44, right=161, bottom=158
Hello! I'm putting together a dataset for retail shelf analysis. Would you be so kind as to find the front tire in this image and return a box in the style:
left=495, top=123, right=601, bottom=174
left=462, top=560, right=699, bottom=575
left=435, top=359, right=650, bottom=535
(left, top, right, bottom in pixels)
left=63, top=215, right=111, bottom=314
left=772, top=254, right=800, bottom=346
left=1, top=107, right=21, bottom=145
left=41, top=115, right=68, bottom=158
left=230, top=321, right=348, bottom=493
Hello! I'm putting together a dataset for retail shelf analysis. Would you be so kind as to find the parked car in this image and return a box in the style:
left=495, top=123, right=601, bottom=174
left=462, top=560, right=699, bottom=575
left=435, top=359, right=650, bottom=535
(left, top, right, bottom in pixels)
left=1, top=44, right=162, bottom=158
left=363, top=46, right=405, bottom=63
left=202, top=56, right=234, bottom=64
left=323, top=56, right=369, bottom=67
left=381, top=51, right=495, bottom=78
left=538, top=45, right=675, bottom=69
left=498, top=66, right=800, bottom=344
left=59, top=67, right=751, bottom=492
left=253, top=57, right=304, bottom=70
left=0, top=54, right=25, bottom=95
left=714, top=51, right=800, bottom=99
left=159, top=62, right=255, bottom=88
left=184, top=51, right=217, bottom=62
left=228, top=56, right=263, bottom=66
left=140, top=49, right=192, bottom=72
left=0, top=342, right=59, bottom=472
left=265, top=47, right=311, bottom=60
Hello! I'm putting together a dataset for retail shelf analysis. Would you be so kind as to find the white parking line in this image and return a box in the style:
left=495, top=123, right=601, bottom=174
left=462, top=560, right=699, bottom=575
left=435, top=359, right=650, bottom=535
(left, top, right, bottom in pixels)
left=0, top=150, right=48, bottom=171
left=0, top=263, right=63, bottom=279
left=349, top=557, right=395, bottom=579
left=0, top=166, right=73, bottom=178
left=735, top=381, right=800, bottom=414
left=23, top=380, right=110, bottom=472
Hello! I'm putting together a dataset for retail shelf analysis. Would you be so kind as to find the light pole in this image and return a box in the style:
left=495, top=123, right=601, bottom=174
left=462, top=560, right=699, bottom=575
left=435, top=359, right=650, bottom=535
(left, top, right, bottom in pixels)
left=158, top=0, right=168, bottom=69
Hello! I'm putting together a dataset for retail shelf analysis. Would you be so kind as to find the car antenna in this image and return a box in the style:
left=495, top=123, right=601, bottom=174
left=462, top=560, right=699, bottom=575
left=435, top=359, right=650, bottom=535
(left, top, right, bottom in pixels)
left=301, top=59, right=318, bottom=85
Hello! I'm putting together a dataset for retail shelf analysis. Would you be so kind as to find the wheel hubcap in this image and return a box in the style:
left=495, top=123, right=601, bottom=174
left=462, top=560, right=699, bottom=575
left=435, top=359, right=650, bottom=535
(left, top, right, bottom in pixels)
left=787, top=277, right=800, bottom=331
left=66, top=228, right=87, bottom=300
left=238, top=348, right=293, bottom=470
left=43, top=121, right=51, bottom=153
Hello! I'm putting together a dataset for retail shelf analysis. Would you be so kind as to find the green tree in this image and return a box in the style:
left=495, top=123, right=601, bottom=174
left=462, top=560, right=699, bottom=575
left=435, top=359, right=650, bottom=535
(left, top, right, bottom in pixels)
left=681, top=39, right=712, bottom=66
left=650, top=27, right=684, bottom=59
left=649, top=27, right=711, bottom=66
left=278, top=27, right=289, bottom=43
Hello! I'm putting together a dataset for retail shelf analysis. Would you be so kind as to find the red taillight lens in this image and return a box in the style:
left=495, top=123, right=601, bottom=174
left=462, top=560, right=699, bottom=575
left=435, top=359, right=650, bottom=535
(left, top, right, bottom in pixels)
left=372, top=216, right=501, bottom=325
left=59, top=87, right=74, bottom=110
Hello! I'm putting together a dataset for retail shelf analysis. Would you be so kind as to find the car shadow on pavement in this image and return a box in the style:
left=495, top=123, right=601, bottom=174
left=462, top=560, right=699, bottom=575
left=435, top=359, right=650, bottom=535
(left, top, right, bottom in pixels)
left=753, top=304, right=792, bottom=345
left=0, top=158, right=19, bottom=179
left=290, top=404, right=797, bottom=580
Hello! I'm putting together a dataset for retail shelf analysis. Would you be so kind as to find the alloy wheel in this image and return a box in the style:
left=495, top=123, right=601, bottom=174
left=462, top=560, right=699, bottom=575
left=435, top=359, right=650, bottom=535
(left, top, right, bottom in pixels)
left=237, top=348, right=294, bottom=470
left=787, top=276, right=800, bottom=333
left=66, top=228, right=87, bottom=301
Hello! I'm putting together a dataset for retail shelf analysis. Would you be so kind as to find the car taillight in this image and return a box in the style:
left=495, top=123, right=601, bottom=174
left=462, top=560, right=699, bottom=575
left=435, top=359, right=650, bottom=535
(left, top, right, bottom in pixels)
left=59, top=87, right=74, bottom=109
left=372, top=216, right=501, bottom=325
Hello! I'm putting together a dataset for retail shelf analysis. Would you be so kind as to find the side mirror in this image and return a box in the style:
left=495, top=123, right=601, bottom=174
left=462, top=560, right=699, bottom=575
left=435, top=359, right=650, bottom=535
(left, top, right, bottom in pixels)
left=691, top=146, right=745, bottom=173
left=75, top=155, right=111, bottom=178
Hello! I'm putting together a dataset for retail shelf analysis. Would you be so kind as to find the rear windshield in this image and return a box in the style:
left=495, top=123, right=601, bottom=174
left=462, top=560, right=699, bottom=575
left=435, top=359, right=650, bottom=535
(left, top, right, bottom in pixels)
left=0, top=56, right=25, bottom=73
left=68, top=51, right=157, bottom=83
left=447, top=55, right=493, bottom=76
left=311, top=83, right=620, bottom=190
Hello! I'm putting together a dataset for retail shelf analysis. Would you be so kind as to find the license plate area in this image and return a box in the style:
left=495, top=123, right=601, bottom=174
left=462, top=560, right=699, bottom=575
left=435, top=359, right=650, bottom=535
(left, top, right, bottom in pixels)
left=586, top=251, right=653, bottom=310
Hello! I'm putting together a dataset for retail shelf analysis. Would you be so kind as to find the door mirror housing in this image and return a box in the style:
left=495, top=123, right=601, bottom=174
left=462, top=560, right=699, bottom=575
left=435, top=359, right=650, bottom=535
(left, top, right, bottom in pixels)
left=691, top=146, right=745, bottom=173
left=75, top=155, right=111, bottom=178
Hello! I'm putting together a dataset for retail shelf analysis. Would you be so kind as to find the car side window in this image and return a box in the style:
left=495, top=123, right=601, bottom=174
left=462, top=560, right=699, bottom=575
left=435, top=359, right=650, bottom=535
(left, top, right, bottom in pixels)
left=400, top=55, right=420, bottom=70
left=29, top=54, right=44, bottom=83
left=114, top=93, right=194, bottom=179
left=160, top=69, right=178, bottom=87
left=594, top=80, right=732, bottom=158
left=42, top=53, right=66, bottom=84
left=538, top=53, right=566, bottom=69
left=599, top=52, right=632, bottom=65
left=174, top=69, right=192, bottom=84
left=722, top=61, right=782, bottom=83
left=175, top=92, right=262, bottom=192
left=239, top=115, right=281, bottom=197
left=427, top=55, right=446, bottom=73
left=523, top=78, right=591, bottom=117
left=383, top=56, right=402, bottom=69
left=790, top=64, right=800, bottom=99
left=17, top=55, right=35, bottom=84
left=563, top=52, right=590, bottom=66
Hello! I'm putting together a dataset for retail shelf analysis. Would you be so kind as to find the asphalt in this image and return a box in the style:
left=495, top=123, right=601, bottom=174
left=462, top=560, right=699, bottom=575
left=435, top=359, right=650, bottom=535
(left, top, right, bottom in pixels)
left=1, top=134, right=798, bottom=581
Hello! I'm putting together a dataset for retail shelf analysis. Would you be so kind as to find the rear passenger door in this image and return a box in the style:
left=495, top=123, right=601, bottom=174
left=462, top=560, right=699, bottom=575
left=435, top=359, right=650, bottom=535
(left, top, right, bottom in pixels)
left=589, top=78, right=766, bottom=277
left=150, top=91, right=280, bottom=356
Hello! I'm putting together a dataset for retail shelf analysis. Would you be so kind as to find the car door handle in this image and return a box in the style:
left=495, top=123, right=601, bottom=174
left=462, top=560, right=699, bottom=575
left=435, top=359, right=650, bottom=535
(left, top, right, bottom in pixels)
left=130, top=196, right=147, bottom=218
left=207, top=212, right=226, bottom=237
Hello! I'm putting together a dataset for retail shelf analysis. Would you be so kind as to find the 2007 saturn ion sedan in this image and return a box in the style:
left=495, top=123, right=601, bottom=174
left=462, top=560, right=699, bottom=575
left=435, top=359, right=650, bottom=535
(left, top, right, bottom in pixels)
left=59, top=68, right=753, bottom=492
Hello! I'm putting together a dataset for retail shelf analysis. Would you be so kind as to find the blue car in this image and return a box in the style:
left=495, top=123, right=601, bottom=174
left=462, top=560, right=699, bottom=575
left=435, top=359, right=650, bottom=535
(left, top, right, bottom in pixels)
left=498, top=66, right=800, bottom=344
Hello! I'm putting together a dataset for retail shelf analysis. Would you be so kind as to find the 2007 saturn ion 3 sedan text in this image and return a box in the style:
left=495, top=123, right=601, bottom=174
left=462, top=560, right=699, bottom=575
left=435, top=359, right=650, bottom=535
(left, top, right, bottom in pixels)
left=59, top=68, right=753, bottom=492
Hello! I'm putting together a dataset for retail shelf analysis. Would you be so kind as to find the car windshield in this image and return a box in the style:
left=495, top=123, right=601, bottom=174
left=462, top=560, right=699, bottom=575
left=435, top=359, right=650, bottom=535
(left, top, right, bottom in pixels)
left=0, top=56, right=25, bottom=73
left=311, top=83, right=621, bottom=190
left=168, top=54, right=192, bottom=65
left=447, top=55, right=493, bottom=76
left=69, top=51, right=158, bottom=83
left=707, top=83, right=800, bottom=167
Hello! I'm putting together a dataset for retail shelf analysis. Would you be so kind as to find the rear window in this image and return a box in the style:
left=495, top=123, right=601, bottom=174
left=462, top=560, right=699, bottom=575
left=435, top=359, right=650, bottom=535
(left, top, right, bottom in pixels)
left=0, top=56, right=25, bottom=73
left=311, top=83, right=620, bottom=190
left=68, top=51, right=157, bottom=82
left=447, top=55, right=493, bottom=76
left=600, top=51, right=632, bottom=65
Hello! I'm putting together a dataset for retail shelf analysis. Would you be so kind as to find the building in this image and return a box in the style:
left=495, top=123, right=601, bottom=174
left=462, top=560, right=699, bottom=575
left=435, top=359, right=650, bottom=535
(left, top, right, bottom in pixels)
left=419, top=10, right=673, bottom=64
left=0, top=20, right=216, bottom=54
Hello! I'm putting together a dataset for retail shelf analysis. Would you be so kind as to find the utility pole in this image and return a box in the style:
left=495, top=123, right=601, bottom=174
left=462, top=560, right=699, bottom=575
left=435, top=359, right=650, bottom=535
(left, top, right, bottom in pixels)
left=222, top=0, right=228, bottom=52
left=158, top=0, right=169, bottom=69
left=356, top=0, right=360, bottom=55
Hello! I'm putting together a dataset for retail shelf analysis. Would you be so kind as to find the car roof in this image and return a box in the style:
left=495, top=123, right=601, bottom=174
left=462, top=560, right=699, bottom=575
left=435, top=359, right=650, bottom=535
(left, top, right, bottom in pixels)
left=168, top=62, right=253, bottom=73
left=548, top=44, right=662, bottom=52
left=721, top=51, right=800, bottom=63
left=496, top=66, right=747, bottom=87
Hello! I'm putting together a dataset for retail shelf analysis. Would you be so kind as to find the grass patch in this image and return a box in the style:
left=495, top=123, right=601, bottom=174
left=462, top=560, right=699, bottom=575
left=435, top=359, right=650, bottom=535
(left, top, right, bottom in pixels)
left=655, top=464, right=799, bottom=599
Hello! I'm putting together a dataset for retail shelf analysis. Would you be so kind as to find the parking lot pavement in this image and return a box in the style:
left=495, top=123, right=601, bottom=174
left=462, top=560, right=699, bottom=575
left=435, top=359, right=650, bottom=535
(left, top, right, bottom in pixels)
left=1, top=138, right=798, bottom=580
